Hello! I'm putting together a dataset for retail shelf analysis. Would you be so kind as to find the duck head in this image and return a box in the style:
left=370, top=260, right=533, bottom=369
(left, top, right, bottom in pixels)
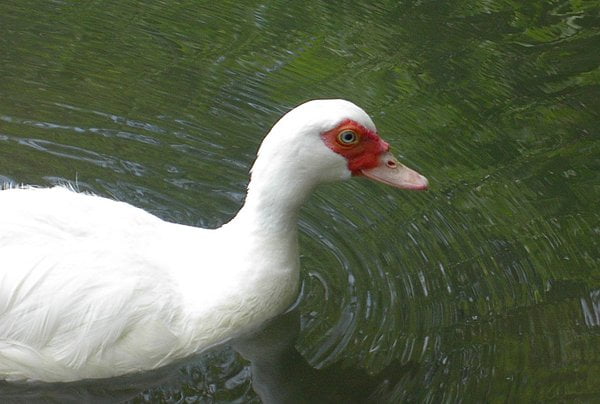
left=249, top=99, right=428, bottom=197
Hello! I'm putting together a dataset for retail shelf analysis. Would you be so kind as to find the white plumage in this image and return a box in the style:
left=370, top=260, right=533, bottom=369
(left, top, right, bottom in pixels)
left=0, top=99, right=427, bottom=382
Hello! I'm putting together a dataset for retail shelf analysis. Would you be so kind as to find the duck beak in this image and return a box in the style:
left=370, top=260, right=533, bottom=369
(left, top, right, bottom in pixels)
left=360, top=152, right=429, bottom=190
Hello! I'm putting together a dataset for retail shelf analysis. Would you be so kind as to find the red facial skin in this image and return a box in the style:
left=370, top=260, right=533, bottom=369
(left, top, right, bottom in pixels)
left=321, top=119, right=390, bottom=175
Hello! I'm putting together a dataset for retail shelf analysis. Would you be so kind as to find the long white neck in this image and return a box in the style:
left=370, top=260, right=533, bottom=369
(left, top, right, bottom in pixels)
left=183, top=100, right=364, bottom=345
left=224, top=98, right=371, bottom=235
left=212, top=141, right=321, bottom=328
left=217, top=108, right=351, bottom=296
left=229, top=157, right=316, bottom=236
left=225, top=117, right=345, bottom=236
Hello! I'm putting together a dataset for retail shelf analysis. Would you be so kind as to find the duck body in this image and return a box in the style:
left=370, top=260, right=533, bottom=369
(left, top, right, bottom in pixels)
left=0, top=187, right=298, bottom=382
left=0, top=99, right=427, bottom=382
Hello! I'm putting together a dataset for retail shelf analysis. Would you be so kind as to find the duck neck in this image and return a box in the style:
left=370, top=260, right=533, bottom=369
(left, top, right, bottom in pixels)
left=219, top=161, right=314, bottom=315
left=230, top=169, right=315, bottom=237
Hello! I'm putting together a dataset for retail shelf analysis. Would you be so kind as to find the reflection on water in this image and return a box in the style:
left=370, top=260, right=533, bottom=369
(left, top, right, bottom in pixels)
left=1, top=0, right=599, bottom=402
left=234, top=309, right=414, bottom=404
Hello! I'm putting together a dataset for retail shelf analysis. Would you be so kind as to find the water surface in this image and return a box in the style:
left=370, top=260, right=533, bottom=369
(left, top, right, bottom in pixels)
left=1, top=0, right=599, bottom=402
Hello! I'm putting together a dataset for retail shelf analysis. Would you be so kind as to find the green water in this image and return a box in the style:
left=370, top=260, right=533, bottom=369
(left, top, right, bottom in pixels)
left=1, top=0, right=599, bottom=402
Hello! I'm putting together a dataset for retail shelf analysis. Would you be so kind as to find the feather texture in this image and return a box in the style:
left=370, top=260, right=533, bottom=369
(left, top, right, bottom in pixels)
left=0, top=99, right=426, bottom=382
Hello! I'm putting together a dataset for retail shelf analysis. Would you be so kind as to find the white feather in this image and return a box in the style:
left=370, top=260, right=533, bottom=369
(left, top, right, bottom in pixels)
left=0, top=99, right=376, bottom=382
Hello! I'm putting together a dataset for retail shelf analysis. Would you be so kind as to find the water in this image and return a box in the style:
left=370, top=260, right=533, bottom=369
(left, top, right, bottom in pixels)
left=1, top=0, right=598, bottom=402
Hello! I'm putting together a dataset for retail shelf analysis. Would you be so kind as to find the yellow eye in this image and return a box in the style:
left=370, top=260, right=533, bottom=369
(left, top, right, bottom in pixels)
left=337, top=130, right=358, bottom=145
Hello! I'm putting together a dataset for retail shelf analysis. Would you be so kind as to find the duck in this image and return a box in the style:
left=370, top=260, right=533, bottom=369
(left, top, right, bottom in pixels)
left=0, top=99, right=428, bottom=383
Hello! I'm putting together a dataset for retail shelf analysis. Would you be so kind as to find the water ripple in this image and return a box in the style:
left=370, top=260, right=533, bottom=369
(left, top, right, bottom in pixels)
left=0, top=0, right=598, bottom=401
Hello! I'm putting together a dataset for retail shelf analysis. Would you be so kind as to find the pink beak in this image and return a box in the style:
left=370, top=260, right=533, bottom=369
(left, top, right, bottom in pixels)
left=360, top=152, right=429, bottom=190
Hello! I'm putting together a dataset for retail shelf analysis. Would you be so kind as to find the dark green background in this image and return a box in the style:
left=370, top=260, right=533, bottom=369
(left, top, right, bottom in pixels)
left=1, top=0, right=598, bottom=402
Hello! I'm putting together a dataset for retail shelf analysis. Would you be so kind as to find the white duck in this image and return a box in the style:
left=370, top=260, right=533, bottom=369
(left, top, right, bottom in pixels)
left=0, top=99, right=428, bottom=383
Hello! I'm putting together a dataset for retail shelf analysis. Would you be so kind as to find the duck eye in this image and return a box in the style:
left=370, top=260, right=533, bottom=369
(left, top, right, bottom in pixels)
left=337, top=130, right=358, bottom=145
